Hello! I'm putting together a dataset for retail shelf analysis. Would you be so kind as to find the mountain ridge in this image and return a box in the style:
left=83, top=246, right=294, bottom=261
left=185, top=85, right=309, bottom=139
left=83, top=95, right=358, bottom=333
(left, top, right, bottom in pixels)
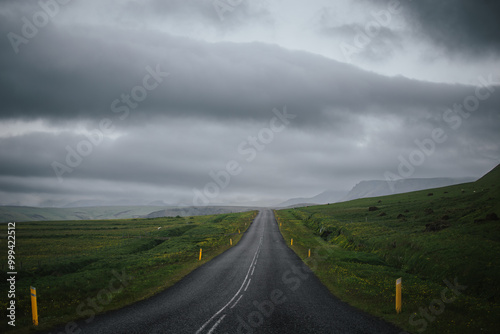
left=343, top=176, right=476, bottom=201
left=278, top=176, right=476, bottom=208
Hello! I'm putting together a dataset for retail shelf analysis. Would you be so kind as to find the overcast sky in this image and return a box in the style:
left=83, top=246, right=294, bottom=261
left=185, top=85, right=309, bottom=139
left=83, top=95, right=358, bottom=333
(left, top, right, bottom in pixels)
left=1, top=0, right=499, bottom=207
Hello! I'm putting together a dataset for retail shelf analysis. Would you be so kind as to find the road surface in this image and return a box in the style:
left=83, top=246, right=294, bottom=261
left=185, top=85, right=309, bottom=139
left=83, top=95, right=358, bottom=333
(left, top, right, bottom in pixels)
left=45, top=209, right=401, bottom=333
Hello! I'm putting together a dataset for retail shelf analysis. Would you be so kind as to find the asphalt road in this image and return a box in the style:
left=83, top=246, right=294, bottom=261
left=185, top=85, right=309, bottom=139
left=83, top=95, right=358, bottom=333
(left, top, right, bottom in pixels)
left=45, top=209, right=402, bottom=334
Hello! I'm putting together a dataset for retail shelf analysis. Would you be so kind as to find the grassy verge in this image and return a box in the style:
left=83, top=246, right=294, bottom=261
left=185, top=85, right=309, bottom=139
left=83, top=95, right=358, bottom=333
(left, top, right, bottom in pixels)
left=275, top=166, right=500, bottom=333
left=0, top=210, right=257, bottom=333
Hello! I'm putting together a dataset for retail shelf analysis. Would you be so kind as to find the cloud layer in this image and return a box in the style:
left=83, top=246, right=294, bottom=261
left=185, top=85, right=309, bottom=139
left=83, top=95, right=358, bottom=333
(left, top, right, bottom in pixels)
left=0, top=0, right=499, bottom=207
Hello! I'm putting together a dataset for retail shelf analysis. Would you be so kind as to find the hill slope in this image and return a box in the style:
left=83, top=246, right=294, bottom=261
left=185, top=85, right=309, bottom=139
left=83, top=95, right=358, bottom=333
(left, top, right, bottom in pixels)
left=0, top=206, right=164, bottom=223
left=0, top=205, right=260, bottom=223
left=145, top=206, right=258, bottom=218
left=343, top=176, right=475, bottom=201
left=278, top=190, right=347, bottom=207
left=275, top=164, right=500, bottom=333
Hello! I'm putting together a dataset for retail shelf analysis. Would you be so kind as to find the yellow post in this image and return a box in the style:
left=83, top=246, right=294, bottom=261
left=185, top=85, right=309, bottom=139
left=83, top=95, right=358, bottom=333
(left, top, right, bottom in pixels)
left=30, top=286, right=38, bottom=326
left=199, top=248, right=202, bottom=261
left=280, top=222, right=282, bottom=227
left=230, top=238, right=232, bottom=246
left=238, top=229, right=240, bottom=234
left=291, top=238, right=293, bottom=246
left=396, top=277, right=402, bottom=313
left=308, top=249, right=311, bottom=257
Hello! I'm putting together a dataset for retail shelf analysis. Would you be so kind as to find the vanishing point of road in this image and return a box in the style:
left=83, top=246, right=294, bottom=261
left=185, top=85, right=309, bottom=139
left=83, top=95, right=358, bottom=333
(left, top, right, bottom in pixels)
left=45, top=209, right=402, bottom=333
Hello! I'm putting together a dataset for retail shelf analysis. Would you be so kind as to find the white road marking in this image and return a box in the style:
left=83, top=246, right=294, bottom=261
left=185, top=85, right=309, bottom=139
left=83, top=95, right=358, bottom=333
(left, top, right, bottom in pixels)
left=207, top=314, right=226, bottom=334
left=244, top=278, right=252, bottom=292
left=195, top=242, right=261, bottom=334
left=251, top=265, right=256, bottom=276
left=230, top=294, right=244, bottom=309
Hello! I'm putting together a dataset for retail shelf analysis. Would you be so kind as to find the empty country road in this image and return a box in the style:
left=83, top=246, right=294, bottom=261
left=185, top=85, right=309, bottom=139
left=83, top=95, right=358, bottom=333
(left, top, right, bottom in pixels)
left=45, top=209, right=402, bottom=334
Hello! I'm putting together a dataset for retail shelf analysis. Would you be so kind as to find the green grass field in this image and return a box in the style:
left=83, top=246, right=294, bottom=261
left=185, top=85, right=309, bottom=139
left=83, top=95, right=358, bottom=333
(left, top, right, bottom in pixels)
left=0, top=211, right=257, bottom=333
left=276, top=165, right=500, bottom=333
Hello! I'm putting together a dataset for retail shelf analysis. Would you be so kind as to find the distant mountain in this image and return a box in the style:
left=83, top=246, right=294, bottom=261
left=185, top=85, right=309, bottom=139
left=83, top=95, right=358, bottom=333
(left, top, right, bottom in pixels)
left=0, top=205, right=259, bottom=223
left=147, top=200, right=171, bottom=206
left=278, top=190, right=347, bottom=207
left=18, top=198, right=174, bottom=208
left=0, top=206, right=166, bottom=223
left=63, top=200, right=106, bottom=208
left=343, top=177, right=476, bottom=201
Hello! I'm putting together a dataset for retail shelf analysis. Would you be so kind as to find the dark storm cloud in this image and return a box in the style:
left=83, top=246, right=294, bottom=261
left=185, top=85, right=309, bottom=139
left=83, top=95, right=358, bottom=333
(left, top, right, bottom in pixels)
left=0, top=0, right=499, bottom=207
left=140, top=0, right=272, bottom=27
left=1, top=19, right=498, bottom=129
left=0, top=127, right=212, bottom=188
left=402, top=0, right=500, bottom=56
left=323, top=23, right=403, bottom=61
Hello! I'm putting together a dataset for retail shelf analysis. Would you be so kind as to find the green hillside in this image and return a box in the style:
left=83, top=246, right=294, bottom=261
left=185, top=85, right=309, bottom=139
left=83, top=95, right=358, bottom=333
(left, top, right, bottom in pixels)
left=276, top=164, right=500, bottom=333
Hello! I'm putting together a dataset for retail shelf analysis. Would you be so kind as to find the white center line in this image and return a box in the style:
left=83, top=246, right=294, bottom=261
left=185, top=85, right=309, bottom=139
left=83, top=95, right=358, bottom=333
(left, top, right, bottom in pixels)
left=230, top=294, right=244, bottom=309
left=195, top=242, right=261, bottom=334
left=207, top=314, right=226, bottom=334
left=244, top=278, right=252, bottom=292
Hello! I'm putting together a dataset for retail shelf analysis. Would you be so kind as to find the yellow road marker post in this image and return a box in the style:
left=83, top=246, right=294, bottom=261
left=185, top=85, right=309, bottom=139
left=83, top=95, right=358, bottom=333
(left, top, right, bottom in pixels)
left=30, top=286, right=38, bottom=326
left=291, top=238, right=293, bottom=246
left=230, top=238, right=232, bottom=246
left=308, top=249, right=311, bottom=257
left=199, top=248, right=202, bottom=261
left=396, top=277, right=402, bottom=313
